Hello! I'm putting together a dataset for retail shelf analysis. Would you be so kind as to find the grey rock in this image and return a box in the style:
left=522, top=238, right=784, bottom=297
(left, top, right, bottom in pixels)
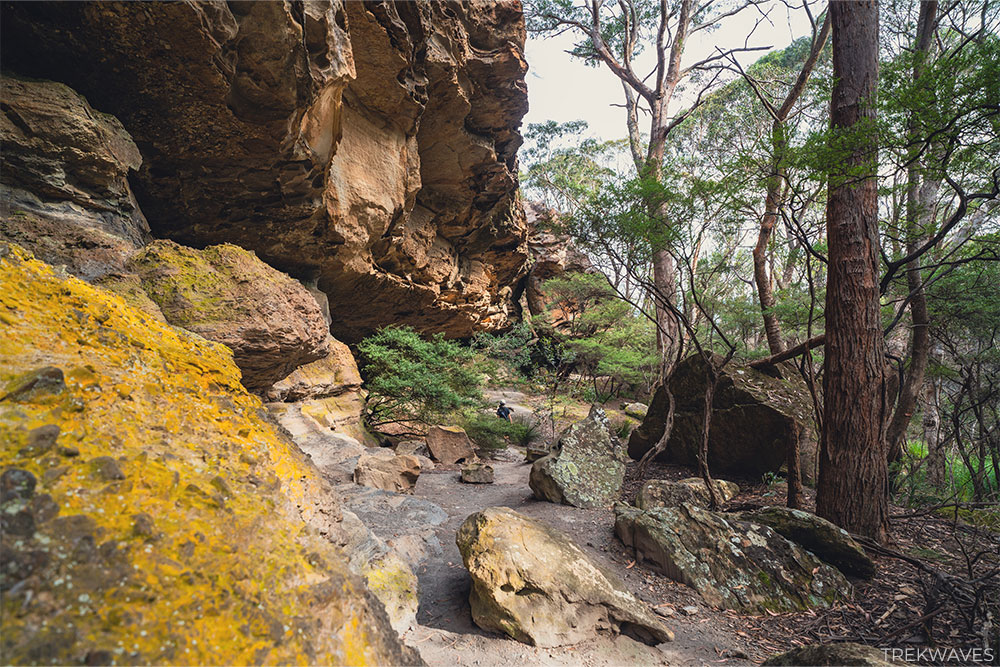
left=636, top=478, right=740, bottom=510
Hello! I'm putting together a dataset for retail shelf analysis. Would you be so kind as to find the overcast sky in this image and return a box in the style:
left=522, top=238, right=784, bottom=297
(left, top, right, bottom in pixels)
left=523, top=4, right=817, bottom=144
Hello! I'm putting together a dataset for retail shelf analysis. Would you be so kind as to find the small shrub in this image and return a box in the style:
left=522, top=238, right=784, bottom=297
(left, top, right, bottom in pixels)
left=460, top=411, right=535, bottom=450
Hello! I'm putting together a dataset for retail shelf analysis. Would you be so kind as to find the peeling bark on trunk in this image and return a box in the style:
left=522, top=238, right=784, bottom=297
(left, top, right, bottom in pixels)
left=815, top=0, right=889, bottom=542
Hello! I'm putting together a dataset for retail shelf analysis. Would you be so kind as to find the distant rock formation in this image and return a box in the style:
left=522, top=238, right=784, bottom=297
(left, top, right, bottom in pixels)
left=1, top=0, right=530, bottom=342
left=523, top=201, right=595, bottom=318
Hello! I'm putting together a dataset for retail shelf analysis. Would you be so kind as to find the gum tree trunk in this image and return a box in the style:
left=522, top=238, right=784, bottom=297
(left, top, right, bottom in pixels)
left=815, top=0, right=889, bottom=542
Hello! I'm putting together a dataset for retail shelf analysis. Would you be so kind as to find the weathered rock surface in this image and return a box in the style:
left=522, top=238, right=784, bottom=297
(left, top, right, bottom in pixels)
left=2, top=0, right=530, bottom=342
left=461, top=462, right=495, bottom=484
left=614, top=503, right=850, bottom=613
left=624, top=402, right=649, bottom=420
left=628, top=353, right=818, bottom=481
left=354, top=451, right=421, bottom=494
left=127, top=240, right=330, bottom=392
left=0, top=244, right=418, bottom=665
left=456, top=507, right=674, bottom=648
left=523, top=202, right=594, bottom=319
left=264, top=334, right=362, bottom=402
left=530, top=406, right=626, bottom=509
left=0, top=76, right=148, bottom=280
left=762, top=642, right=900, bottom=666
left=636, top=478, right=740, bottom=510
left=426, top=425, right=476, bottom=464
left=737, top=507, right=875, bottom=579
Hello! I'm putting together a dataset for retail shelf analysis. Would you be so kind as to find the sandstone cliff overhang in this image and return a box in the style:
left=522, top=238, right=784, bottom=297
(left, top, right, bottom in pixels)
left=2, top=0, right=530, bottom=342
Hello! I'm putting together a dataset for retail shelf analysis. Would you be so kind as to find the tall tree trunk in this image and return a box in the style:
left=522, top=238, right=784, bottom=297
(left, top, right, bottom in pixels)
left=815, top=0, right=889, bottom=542
left=786, top=421, right=804, bottom=509
left=923, top=369, right=945, bottom=487
left=886, top=1, right=939, bottom=465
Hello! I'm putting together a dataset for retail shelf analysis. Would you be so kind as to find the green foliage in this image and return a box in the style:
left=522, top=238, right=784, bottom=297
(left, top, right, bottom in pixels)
left=471, top=322, right=535, bottom=376
left=460, top=411, right=538, bottom=450
left=356, top=326, right=482, bottom=430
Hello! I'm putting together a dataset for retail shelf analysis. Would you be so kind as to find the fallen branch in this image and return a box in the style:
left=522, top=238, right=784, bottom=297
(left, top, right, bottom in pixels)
left=749, top=334, right=825, bottom=368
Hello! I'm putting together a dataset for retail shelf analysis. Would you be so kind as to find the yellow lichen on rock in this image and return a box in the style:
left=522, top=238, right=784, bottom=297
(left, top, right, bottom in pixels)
left=0, top=244, right=416, bottom=665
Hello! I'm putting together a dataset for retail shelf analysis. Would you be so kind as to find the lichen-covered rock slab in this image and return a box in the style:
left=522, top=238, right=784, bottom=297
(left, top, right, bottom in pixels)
left=127, top=240, right=330, bottom=393
left=624, top=402, right=649, bottom=420
left=614, top=503, right=850, bottom=613
left=529, top=406, right=626, bottom=509
left=0, top=244, right=418, bottom=665
left=636, top=478, right=740, bottom=510
left=426, top=425, right=476, bottom=464
left=354, top=451, right=421, bottom=494
left=628, top=353, right=818, bottom=481
left=736, top=507, right=875, bottom=579
left=762, top=642, right=900, bottom=666
left=456, top=507, right=673, bottom=648
left=0, top=76, right=148, bottom=280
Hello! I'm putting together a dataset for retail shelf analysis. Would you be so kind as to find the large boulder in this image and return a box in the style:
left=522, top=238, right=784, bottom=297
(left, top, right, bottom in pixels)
left=2, top=1, right=530, bottom=342
left=0, top=244, right=418, bottom=665
left=636, top=478, right=740, bottom=510
left=763, top=643, right=900, bottom=666
left=354, top=451, right=421, bottom=495
left=736, top=507, right=875, bottom=579
left=614, top=503, right=850, bottom=613
left=127, top=240, right=330, bottom=393
left=456, top=507, right=673, bottom=648
left=628, top=353, right=818, bottom=481
left=426, top=425, right=476, bottom=464
left=529, top=406, right=626, bottom=509
left=0, top=76, right=148, bottom=280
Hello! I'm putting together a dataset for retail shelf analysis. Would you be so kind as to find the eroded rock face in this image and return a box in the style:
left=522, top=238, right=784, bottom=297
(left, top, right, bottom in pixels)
left=636, top=478, right=740, bottom=511
left=265, top=334, right=362, bottom=402
left=614, top=503, right=850, bottom=613
left=524, top=201, right=595, bottom=319
left=628, top=354, right=818, bottom=481
left=0, top=244, right=418, bottom=665
left=354, top=451, right=421, bottom=495
left=127, top=240, right=330, bottom=393
left=736, top=507, right=875, bottom=579
left=530, top=406, right=626, bottom=509
left=2, top=0, right=530, bottom=342
left=0, top=76, right=148, bottom=280
left=456, top=507, right=674, bottom=648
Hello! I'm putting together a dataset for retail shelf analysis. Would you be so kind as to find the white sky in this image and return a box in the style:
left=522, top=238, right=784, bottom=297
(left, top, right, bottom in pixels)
left=523, top=3, right=817, bottom=144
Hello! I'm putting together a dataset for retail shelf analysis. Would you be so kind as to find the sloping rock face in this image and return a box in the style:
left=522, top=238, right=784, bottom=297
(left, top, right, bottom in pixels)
left=127, top=240, right=330, bottom=393
left=628, top=354, right=818, bottom=481
left=524, top=201, right=594, bottom=318
left=737, top=507, right=875, bottom=579
left=1, top=0, right=530, bottom=342
left=0, top=245, right=418, bottom=665
left=265, top=334, right=362, bottom=402
left=636, top=478, right=740, bottom=510
left=0, top=76, right=148, bottom=280
left=456, top=507, right=673, bottom=648
left=530, top=406, right=626, bottom=509
left=614, top=503, right=850, bottom=613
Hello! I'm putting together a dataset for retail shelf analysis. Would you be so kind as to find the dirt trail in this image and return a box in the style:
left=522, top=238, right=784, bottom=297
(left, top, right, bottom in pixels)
left=400, top=456, right=755, bottom=666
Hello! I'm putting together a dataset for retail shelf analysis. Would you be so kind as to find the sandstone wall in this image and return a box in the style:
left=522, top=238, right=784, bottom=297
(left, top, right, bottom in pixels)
left=1, top=0, right=530, bottom=342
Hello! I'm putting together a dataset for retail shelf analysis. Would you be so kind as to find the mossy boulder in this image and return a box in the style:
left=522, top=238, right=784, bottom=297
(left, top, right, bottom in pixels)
left=736, top=506, right=875, bottom=579
left=0, top=244, right=419, bottom=665
left=763, top=642, right=900, bottom=665
left=614, top=503, right=850, bottom=613
left=456, top=507, right=673, bottom=648
left=127, top=240, right=330, bottom=393
left=636, top=478, right=740, bottom=510
left=529, top=405, right=626, bottom=509
left=628, top=353, right=818, bottom=482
